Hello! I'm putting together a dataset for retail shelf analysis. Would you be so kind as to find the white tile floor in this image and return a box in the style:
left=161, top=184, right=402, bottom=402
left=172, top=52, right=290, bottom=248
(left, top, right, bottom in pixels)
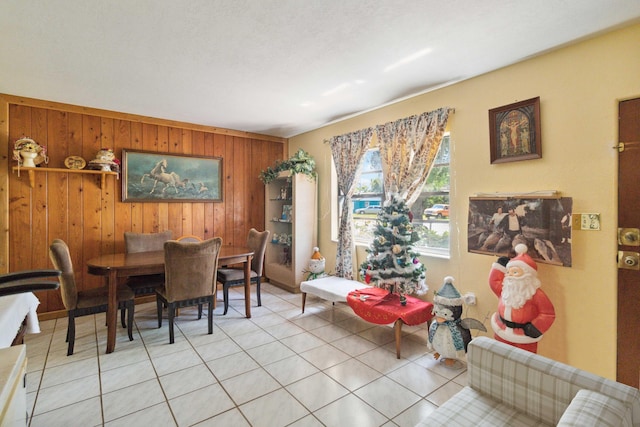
left=23, top=282, right=466, bottom=426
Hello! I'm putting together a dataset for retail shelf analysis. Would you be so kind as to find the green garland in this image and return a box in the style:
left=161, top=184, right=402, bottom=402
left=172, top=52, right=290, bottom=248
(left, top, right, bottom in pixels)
left=259, top=148, right=317, bottom=184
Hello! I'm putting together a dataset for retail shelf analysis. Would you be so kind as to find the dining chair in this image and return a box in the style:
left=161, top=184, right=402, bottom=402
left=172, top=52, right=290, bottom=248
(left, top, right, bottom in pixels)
left=49, top=239, right=135, bottom=355
left=217, top=228, right=270, bottom=315
left=155, top=237, right=222, bottom=344
left=124, top=230, right=173, bottom=296
left=176, top=235, right=203, bottom=242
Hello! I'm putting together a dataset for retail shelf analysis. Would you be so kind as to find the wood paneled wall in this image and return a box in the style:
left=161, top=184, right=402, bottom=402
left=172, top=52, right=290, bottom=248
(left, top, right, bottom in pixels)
left=1, top=95, right=286, bottom=314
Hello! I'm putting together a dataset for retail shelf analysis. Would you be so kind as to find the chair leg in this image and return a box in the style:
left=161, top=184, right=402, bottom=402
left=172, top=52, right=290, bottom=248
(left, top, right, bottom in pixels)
left=67, top=311, right=76, bottom=356
left=127, top=300, right=134, bottom=341
left=121, top=306, right=127, bottom=328
left=223, top=283, right=230, bottom=315
left=256, top=278, right=261, bottom=307
left=208, top=297, right=213, bottom=335
left=168, top=303, right=175, bottom=344
left=156, top=296, right=163, bottom=328
left=197, top=304, right=203, bottom=320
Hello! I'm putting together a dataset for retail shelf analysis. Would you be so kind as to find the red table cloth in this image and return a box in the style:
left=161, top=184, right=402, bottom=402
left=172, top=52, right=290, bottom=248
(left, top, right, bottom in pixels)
left=347, top=287, right=433, bottom=326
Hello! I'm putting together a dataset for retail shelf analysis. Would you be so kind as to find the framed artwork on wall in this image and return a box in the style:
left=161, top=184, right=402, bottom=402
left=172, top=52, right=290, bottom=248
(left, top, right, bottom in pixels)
left=489, top=96, right=541, bottom=164
left=122, top=150, right=222, bottom=202
left=467, top=196, right=572, bottom=267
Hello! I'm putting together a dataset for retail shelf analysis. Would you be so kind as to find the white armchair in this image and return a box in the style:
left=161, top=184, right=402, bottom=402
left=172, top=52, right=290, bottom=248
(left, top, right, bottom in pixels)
left=422, top=336, right=640, bottom=426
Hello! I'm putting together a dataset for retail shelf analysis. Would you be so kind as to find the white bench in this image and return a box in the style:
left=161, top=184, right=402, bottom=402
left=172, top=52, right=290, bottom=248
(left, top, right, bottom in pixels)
left=300, top=276, right=371, bottom=313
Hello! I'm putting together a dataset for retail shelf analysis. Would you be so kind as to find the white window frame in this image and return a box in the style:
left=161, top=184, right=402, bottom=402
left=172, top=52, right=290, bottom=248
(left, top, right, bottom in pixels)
left=331, top=133, right=451, bottom=259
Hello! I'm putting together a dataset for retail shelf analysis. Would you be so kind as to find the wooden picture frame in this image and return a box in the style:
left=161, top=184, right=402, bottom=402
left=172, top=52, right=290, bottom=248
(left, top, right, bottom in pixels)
left=122, top=150, right=222, bottom=202
left=489, top=96, right=541, bottom=164
left=468, top=196, right=573, bottom=267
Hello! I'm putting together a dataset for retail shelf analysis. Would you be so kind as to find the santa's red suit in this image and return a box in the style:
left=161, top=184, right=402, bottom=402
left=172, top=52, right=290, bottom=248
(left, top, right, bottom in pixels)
left=489, top=244, right=555, bottom=353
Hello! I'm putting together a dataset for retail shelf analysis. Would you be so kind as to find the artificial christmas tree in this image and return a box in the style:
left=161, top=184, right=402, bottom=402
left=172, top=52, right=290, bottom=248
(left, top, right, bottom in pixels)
left=360, top=193, right=427, bottom=304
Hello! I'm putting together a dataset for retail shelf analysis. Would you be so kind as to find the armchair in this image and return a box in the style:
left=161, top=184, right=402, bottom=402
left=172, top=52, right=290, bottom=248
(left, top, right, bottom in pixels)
left=0, top=270, right=60, bottom=297
left=422, top=336, right=640, bottom=426
left=0, top=270, right=60, bottom=347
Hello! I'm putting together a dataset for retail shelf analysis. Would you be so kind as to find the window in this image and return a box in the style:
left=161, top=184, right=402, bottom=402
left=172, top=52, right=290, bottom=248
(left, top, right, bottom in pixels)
left=336, top=134, right=450, bottom=257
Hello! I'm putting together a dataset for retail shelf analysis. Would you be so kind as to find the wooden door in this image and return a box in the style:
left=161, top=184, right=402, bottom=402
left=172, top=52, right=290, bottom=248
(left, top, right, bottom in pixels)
left=617, top=97, right=640, bottom=388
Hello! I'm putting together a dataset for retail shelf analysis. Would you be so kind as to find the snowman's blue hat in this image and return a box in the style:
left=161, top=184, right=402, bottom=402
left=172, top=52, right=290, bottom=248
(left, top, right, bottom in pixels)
left=434, top=276, right=463, bottom=306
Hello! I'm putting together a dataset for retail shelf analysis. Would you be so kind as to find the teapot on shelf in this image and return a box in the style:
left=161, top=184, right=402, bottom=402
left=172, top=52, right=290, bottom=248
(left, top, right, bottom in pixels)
left=87, top=148, right=120, bottom=172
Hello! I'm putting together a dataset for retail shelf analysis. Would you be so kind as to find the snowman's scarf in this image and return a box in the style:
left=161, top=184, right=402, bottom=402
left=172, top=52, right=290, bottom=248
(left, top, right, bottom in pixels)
left=429, top=318, right=464, bottom=351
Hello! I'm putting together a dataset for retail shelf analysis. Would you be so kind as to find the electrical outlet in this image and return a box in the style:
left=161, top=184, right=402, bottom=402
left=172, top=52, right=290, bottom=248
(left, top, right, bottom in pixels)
left=571, top=213, right=601, bottom=231
left=580, top=213, right=601, bottom=230
left=463, top=292, right=476, bottom=305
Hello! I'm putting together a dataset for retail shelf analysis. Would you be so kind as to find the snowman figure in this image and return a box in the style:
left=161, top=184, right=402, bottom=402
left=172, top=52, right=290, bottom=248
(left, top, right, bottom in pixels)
left=306, top=247, right=327, bottom=280
left=428, top=276, right=486, bottom=367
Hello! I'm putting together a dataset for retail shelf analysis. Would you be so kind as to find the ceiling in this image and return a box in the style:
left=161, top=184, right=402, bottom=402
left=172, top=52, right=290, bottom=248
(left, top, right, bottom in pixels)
left=2, top=1, right=640, bottom=138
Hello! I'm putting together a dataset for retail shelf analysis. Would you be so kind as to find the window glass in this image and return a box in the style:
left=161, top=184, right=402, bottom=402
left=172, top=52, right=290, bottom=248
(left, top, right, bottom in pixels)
left=342, top=134, right=450, bottom=257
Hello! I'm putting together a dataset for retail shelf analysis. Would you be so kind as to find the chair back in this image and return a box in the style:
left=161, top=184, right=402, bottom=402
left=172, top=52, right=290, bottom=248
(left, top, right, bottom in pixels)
left=125, top=230, right=173, bottom=253
left=48, top=239, right=78, bottom=309
left=164, top=237, right=222, bottom=302
left=176, top=235, right=203, bottom=243
left=247, top=228, right=270, bottom=275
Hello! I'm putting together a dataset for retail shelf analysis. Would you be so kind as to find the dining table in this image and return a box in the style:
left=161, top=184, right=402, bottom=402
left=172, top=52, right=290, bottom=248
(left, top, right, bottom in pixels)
left=87, top=245, right=254, bottom=353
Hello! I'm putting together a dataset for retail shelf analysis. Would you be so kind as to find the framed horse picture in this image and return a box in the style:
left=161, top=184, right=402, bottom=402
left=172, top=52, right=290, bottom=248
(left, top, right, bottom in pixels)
left=121, top=150, right=222, bottom=202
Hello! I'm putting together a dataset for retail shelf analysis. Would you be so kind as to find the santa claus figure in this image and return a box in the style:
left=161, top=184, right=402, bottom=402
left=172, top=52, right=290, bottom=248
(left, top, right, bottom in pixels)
left=489, top=243, right=555, bottom=353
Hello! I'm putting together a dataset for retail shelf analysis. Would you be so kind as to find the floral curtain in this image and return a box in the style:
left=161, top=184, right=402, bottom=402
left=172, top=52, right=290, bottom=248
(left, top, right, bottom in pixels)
left=330, top=128, right=373, bottom=279
left=377, top=107, right=451, bottom=207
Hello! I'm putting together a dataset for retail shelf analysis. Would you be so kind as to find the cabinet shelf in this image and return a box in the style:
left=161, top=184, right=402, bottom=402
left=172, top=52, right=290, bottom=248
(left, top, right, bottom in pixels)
left=270, top=219, right=292, bottom=224
left=12, top=166, right=119, bottom=189
left=264, top=171, right=317, bottom=292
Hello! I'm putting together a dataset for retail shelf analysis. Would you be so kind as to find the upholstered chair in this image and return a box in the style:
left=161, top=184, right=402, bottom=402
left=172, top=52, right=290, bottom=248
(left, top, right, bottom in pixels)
left=49, top=239, right=134, bottom=355
left=124, top=230, right=173, bottom=296
left=155, top=237, right=222, bottom=344
left=176, top=235, right=203, bottom=243
left=217, top=228, right=269, bottom=315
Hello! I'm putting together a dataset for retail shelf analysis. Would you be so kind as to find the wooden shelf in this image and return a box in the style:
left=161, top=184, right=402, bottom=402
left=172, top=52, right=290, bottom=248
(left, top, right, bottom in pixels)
left=12, top=166, right=119, bottom=189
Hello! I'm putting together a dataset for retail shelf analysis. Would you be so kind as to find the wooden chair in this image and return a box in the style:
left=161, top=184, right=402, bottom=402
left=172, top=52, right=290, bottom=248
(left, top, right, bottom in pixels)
left=49, top=239, right=134, bottom=355
left=124, top=230, right=173, bottom=296
left=155, top=237, right=222, bottom=344
left=217, top=228, right=269, bottom=315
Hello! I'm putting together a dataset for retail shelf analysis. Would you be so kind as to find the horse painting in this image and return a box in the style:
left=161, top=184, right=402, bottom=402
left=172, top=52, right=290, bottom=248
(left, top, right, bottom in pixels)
left=141, top=159, right=193, bottom=194
left=122, top=150, right=222, bottom=202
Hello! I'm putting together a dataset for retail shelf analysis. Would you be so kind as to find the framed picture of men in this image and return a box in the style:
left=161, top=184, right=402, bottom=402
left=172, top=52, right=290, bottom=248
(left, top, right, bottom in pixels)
left=489, top=97, right=541, bottom=164
left=468, top=196, right=572, bottom=267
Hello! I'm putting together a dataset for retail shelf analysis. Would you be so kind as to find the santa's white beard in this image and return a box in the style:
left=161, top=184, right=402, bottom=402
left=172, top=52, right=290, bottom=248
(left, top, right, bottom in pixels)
left=502, top=274, right=541, bottom=309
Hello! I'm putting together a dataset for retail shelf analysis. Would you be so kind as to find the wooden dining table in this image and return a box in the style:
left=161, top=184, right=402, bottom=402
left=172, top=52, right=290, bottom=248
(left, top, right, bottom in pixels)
left=87, top=245, right=254, bottom=353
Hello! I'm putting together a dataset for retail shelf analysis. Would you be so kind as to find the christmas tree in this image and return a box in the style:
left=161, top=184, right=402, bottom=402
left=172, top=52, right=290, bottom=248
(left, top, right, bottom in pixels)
left=360, top=193, right=428, bottom=301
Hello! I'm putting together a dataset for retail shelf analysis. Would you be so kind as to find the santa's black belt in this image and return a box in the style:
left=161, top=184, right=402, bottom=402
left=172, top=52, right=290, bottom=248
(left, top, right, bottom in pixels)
left=500, top=316, right=527, bottom=329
